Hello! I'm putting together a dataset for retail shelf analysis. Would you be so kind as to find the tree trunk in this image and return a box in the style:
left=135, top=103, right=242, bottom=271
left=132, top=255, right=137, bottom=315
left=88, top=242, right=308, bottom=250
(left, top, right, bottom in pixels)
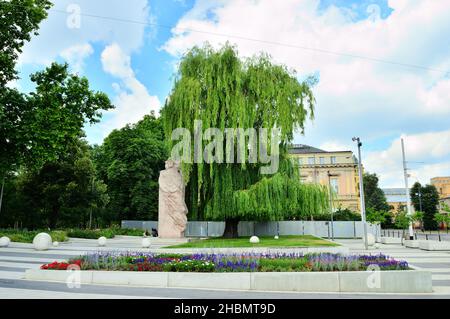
left=223, top=219, right=239, bottom=238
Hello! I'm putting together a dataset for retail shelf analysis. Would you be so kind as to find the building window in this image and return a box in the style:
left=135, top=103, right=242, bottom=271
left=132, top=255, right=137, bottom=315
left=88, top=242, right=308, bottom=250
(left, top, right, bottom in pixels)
left=297, top=158, right=303, bottom=165
left=330, top=178, right=339, bottom=194
left=308, top=157, right=315, bottom=165
left=330, top=156, right=337, bottom=164
left=319, top=157, right=325, bottom=165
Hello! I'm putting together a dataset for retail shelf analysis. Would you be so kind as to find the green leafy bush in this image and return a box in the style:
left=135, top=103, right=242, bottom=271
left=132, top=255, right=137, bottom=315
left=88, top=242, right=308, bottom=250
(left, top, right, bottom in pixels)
left=0, top=229, right=68, bottom=243
left=162, top=260, right=215, bottom=272
left=66, top=228, right=115, bottom=239
left=258, top=258, right=311, bottom=272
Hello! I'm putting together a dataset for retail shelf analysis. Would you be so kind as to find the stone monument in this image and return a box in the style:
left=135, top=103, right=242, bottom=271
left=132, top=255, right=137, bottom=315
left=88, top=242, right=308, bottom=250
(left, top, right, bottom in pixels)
left=158, top=160, right=188, bottom=238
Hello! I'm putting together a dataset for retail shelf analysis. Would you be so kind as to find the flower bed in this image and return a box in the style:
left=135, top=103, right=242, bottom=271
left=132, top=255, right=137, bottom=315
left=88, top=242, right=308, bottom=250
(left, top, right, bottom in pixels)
left=41, top=252, right=410, bottom=273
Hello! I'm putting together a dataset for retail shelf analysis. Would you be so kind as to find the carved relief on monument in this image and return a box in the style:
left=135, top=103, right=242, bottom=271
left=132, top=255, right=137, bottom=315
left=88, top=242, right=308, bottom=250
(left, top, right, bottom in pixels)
left=158, top=160, right=188, bottom=238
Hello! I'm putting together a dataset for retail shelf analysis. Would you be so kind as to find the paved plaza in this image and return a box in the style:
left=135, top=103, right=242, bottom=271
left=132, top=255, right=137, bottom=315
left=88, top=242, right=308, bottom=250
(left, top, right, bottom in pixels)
left=0, top=237, right=449, bottom=299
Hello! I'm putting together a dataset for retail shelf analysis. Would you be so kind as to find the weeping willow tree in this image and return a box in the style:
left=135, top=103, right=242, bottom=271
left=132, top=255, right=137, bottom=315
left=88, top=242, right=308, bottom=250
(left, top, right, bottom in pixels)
left=161, top=43, right=329, bottom=237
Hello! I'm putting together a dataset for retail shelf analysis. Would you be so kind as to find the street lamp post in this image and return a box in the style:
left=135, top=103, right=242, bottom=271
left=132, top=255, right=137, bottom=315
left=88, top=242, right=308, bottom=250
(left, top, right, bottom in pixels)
left=415, top=191, right=423, bottom=212
left=353, top=137, right=369, bottom=250
left=401, top=138, right=415, bottom=240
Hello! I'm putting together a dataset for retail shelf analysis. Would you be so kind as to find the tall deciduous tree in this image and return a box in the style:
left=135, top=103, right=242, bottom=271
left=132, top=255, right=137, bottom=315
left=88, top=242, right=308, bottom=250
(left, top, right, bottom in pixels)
left=161, top=44, right=329, bottom=237
left=95, top=114, right=167, bottom=222
left=411, top=182, right=439, bottom=230
left=0, top=62, right=113, bottom=217
left=363, top=173, right=390, bottom=212
left=0, top=0, right=52, bottom=87
left=1, top=139, right=109, bottom=229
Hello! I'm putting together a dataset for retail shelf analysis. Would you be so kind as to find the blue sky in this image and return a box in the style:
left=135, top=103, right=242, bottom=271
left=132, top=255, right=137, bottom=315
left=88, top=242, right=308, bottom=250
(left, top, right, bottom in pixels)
left=15, top=0, right=450, bottom=187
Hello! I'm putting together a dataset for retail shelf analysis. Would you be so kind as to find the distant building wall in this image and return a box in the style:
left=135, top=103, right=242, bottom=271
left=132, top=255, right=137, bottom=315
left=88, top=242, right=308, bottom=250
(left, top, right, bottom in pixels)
left=382, top=188, right=414, bottom=213
left=289, top=144, right=360, bottom=212
left=431, top=177, right=450, bottom=199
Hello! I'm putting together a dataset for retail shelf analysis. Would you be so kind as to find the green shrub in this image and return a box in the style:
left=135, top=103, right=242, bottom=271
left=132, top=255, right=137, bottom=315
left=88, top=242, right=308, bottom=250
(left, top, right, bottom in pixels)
left=162, top=260, right=215, bottom=272
left=112, top=228, right=145, bottom=236
left=66, top=228, right=115, bottom=239
left=258, top=258, right=311, bottom=272
left=0, top=229, right=68, bottom=243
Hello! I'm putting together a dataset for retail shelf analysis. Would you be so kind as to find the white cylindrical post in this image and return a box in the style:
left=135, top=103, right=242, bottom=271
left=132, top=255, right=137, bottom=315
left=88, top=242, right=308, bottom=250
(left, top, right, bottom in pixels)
left=401, top=138, right=414, bottom=240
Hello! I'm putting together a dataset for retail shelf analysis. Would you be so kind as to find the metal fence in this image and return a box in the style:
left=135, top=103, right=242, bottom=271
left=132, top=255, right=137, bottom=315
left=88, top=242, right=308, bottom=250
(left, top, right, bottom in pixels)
left=122, top=220, right=381, bottom=239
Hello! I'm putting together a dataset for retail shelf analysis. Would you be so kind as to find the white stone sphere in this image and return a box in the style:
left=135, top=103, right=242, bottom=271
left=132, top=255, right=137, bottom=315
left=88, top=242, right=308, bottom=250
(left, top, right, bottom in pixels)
left=53, top=241, right=59, bottom=247
left=249, top=236, right=260, bottom=244
left=142, top=237, right=151, bottom=248
left=0, top=236, right=11, bottom=247
left=274, top=236, right=279, bottom=240
left=33, top=233, right=52, bottom=251
left=364, top=233, right=376, bottom=247
left=98, top=236, right=107, bottom=247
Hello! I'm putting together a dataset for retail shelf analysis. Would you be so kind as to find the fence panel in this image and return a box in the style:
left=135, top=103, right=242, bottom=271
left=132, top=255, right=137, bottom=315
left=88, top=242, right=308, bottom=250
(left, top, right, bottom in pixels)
left=121, top=220, right=380, bottom=238
left=332, top=221, right=356, bottom=238
left=207, top=222, right=225, bottom=237
left=279, top=221, right=304, bottom=235
left=238, top=222, right=255, bottom=237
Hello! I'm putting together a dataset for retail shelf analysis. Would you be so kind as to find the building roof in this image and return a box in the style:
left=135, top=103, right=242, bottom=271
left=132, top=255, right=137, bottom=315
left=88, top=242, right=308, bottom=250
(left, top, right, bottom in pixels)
left=289, top=144, right=327, bottom=154
left=289, top=144, right=353, bottom=155
left=382, top=188, right=410, bottom=195
left=382, top=188, right=412, bottom=203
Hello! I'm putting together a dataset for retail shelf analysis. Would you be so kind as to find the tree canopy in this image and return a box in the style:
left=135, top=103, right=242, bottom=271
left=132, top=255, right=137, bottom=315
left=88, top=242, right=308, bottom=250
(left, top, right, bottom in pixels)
left=1, top=139, right=109, bottom=229
left=363, top=173, right=390, bottom=212
left=411, top=182, right=439, bottom=230
left=0, top=0, right=52, bottom=87
left=161, top=44, right=328, bottom=236
left=94, top=114, right=168, bottom=222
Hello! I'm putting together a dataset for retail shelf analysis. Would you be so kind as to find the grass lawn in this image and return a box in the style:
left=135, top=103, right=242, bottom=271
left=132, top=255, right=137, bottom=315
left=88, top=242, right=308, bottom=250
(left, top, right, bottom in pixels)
left=166, top=235, right=339, bottom=248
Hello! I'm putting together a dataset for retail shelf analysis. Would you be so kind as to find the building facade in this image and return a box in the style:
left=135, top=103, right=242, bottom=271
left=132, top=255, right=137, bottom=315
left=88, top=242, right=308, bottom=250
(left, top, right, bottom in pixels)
left=382, top=188, right=413, bottom=213
left=431, top=177, right=450, bottom=199
left=289, top=144, right=361, bottom=212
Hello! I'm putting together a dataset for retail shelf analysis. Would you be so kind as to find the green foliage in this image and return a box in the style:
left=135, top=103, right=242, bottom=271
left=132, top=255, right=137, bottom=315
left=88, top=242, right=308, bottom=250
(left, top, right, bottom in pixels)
left=411, top=211, right=425, bottom=229
left=363, top=173, right=390, bottom=212
left=0, top=229, right=67, bottom=243
left=410, top=182, right=440, bottom=230
left=366, top=208, right=387, bottom=225
left=161, top=43, right=326, bottom=226
left=394, top=211, right=411, bottom=230
left=443, top=203, right=450, bottom=214
left=1, top=62, right=113, bottom=178
left=314, top=208, right=360, bottom=221
left=162, top=260, right=215, bottom=273
left=0, top=0, right=52, bottom=86
left=434, top=213, right=449, bottom=229
left=166, top=235, right=338, bottom=249
left=66, top=226, right=144, bottom=239
left=66, top=228, right=115, bottom=239
left=94, top=114, right=167, bottom=222
left=1, top=139, right=109, bottom=229
left=258, top=258, right=311, bottom=272
left=229, top=172, right=329, bottom=221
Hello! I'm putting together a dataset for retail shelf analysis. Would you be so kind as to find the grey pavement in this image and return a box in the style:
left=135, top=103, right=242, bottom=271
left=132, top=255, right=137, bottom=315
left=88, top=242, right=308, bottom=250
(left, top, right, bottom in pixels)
left=0, top=237, right=450, bottom=299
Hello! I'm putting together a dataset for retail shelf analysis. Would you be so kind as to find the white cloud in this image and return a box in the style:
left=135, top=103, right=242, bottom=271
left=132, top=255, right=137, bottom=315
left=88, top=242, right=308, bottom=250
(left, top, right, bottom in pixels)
left=418, top=79, right=450, bottom=114
left=19, top=0, right=153, bottom=67
left=364, top=130, right=450, bottom=187
left=163, top=0, right=450, bottom=185
left=101, top=43, right=134, bottom=78
left=100, top=44, right=160, bottom=135
left=319, top=141, right=353, bottom=152
left=60, top=43, right=94, bottom=73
